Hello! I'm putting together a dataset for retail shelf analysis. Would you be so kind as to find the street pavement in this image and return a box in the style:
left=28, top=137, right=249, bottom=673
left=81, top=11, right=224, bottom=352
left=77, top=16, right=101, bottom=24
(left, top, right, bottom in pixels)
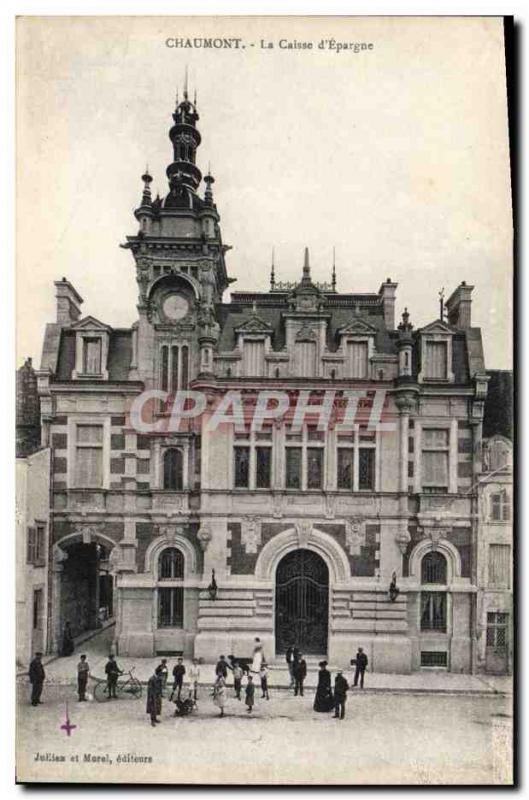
left=16, top=682, right=513, bottom=784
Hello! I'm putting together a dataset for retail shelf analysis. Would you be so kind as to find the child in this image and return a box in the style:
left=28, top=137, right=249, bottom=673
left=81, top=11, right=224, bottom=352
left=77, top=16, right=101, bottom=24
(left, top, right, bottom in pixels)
left=232, top=661, right=243, bottom=700
left=259, top=663, right=270, bottom=700
left=245, top=675, right=255, bottom=713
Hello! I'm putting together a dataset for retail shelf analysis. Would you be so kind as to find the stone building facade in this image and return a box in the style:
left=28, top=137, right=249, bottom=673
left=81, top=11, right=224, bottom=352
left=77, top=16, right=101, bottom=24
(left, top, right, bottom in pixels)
left=34, top=90, right=495, bottom=672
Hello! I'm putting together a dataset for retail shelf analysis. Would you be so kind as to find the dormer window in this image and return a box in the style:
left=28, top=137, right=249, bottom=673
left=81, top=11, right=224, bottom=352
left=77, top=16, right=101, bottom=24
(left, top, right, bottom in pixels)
left=71, top=317, right=111, bottom=380
left=83, top=338, right=102, bottom=375
left=337, top=318, right=377, bottom=380
left=418, top=321, right=454, bottom=383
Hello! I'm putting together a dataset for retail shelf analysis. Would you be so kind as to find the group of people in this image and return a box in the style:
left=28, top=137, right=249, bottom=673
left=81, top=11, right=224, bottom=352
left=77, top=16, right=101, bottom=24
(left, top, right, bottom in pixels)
left=28, top=636, right=370, bottom=726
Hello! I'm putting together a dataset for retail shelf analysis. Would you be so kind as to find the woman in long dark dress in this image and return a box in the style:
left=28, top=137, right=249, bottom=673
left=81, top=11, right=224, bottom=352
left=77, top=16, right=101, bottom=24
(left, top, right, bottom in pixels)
left=313, top=661, right=334, bottom=712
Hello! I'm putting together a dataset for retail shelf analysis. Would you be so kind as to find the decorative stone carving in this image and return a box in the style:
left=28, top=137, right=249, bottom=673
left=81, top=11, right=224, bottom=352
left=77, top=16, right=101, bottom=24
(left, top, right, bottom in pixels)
left=345, top=517, right=366, bottom=556
left=241, top=516, right=261, bottom=554
left=52, top=543, right=68, bottom=570
left=295, top=520, right=312, bottom=548
left=395, top=526, right=411, bottom=554
left=157, top=523, right=184, bottom=539
left=197, top=525, right=212, bottom=551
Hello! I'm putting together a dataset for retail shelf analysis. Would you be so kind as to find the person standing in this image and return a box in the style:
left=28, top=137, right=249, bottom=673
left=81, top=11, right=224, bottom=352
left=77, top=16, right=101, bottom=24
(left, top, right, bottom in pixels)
left=285, top=645, right=296, bottom=687
left=146, top=667, right=162, bottom=727
left=157, top=658, right=169, bottom=696
left=61, top=621, right=74, bottom=657
left=333, top=670, right=349, bottom=720
left=353, top=647, right=368, bottom=689
left=188, top=658, right=201, bottom=701
left=212, top=673, right=227, bottom=717
left=313, top=661, right=333, bottom=712
left=215, top=654, right=229, bottom=679
left=260, top=663, right=270, bottom=700
left=171, top=657, right=186, bottom=701
left=77, top=654, right=90, bottom=702
left=245, top=675, right=255, bottom=713
left=104, top=654, right=123, bottom=699
left=293, top=652, right=307, bottom=697
left=232, top=661, right=243, bottom=700
left=251, top=637, right=265, bottom=674
left=29, top=652, right=45, bottom=706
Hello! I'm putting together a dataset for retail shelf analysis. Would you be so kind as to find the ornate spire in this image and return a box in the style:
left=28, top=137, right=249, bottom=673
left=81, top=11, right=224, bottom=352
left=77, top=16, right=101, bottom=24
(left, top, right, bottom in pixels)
left=302, top=247, right=311, bottom=283
left=439, top=288, right=445, bottom=321
left=270, top=247, right=276, bottom=290
left=204, top=169, right=215, bottom=205
left=167, top=80, right=202, bottom=193
left=331, top=246, right=337, bottom=292
left=398, top=307, right=414, bottom=332
left=140, top=167, right=152, bottom=206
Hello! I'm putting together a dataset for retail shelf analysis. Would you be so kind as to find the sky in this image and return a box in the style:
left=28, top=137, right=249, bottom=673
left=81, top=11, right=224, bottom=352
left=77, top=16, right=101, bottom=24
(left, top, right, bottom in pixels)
left=16, top=15, right=513, bottom=368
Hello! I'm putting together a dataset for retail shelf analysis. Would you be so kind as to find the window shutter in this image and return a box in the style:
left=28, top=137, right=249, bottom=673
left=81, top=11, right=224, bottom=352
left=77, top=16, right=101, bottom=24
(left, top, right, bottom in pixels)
left=346, top=341, right=368, bottom=379
left=27, top=527, right=36, bottom=564
left=425, top=342, right=448, bottom=379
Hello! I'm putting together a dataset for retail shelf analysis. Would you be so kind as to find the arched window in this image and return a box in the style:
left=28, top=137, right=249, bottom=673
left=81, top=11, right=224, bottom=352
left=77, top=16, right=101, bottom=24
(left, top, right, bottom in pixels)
left=421, top=551, right=447, bottom=584
left=158, top=547, right=184, bottom=580
left=163, top=448, right=183, bottom=490
left=158, top=547, right=184, bottom=627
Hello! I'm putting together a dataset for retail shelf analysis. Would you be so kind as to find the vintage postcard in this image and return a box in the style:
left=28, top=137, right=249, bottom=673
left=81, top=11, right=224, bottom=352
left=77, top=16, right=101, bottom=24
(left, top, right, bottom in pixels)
left=15, top=15, right=513, bottom=785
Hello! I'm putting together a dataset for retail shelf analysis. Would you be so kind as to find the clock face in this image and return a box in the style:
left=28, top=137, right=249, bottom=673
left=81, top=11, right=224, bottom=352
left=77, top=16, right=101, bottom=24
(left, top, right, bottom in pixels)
left=163, top=294, right=189, bottom=321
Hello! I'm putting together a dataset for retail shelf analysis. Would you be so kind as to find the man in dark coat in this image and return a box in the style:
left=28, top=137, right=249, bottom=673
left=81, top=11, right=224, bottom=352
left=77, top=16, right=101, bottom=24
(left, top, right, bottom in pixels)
left=333, top=670, right=350, bottom=719
left=29, top=652, right=45, bottom=706
left=104, top=654, right=123, bottom=699
left=171, top=657, right=186, bottom=701
left=293, top=652, right=307, bottom=697
left=146, top=667, right=162, bottom=726
left=353, top=647, right=368, bottom=688
left=215, top=655, right=229, bottom=679
left=77, top=654, right=90, bottom=701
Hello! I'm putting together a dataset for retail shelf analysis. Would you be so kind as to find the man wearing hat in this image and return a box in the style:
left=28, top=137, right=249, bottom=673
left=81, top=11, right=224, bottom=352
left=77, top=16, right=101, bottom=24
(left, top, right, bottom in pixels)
left=333, top=670, right=350, bottom=720
left=29, top=652, right=45, bottom=706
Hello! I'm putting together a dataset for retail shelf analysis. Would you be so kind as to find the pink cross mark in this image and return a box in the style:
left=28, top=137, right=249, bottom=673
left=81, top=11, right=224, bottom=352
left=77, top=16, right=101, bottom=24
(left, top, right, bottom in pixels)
left=60, top=703, right=77, bottom=737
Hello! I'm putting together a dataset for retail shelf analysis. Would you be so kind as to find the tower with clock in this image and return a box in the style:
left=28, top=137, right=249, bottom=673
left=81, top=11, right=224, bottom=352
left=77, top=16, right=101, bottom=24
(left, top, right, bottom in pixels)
left=121, top=85, right=231, bottom=391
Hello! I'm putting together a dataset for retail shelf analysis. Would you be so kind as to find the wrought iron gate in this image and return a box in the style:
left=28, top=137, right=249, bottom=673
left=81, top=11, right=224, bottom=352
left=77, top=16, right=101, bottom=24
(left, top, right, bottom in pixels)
left=275, top=549, right=329, bottom=654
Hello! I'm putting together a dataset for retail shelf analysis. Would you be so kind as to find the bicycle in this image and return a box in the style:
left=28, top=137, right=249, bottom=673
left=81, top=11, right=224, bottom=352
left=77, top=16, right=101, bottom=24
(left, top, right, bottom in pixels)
left=93, top=667, right=142, bottom=702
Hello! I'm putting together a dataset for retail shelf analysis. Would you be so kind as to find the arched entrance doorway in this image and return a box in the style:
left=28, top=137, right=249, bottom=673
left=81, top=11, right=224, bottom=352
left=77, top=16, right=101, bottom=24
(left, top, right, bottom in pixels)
left=275, top=549, right=329, bottom=655
left=58, top=539, right=114, bottom=640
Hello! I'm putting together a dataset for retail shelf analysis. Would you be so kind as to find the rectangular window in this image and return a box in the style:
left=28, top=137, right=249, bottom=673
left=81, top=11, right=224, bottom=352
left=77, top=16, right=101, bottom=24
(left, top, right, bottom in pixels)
left=486, top=612, right=509, bottom=648
left=285, top=448, right=302, bottom=489
left=359, top=448, right=376, bottom=491
left=422, top=428, right=449, bottom=492
left=337, top=448, right=354, bottom=490
left=234, top=446, right=250, bottom=489
left=32, top=589, right=43, bottom=630
left=420, top=592, right=447, bottom=632
left=491, top=492, right=511, bottom=522
left=307, top=447, right=323, bottom=489
left=26, top=527, right=36, bottom=564
left=34, top=525, right=46, bottom=565
left=255, top=447, right=272, bottom=489
left=488, top=544, right=511, bottom=589
left=425, top=341, right=448, bottom=380
left=158, top=587, right=184, bottom=627
left=420, top=651, right=447, bottom=668
left=82, top=338, right=102, bottom=375
left=346, top=341, right=369, bottom=379
left=75, top=424, right=104, bottom=488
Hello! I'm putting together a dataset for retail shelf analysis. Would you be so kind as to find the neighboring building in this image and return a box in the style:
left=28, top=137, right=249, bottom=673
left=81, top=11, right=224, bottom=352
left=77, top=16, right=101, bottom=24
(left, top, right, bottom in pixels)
left=476, top=371, right=513, bottom=675
left=34, top=90, right=494, bottom=671
left=16, top=358, right=50, bottom=665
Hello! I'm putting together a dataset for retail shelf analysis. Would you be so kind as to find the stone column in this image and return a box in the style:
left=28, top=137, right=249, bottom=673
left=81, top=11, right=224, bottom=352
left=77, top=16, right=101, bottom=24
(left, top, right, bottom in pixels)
left=50, top=544, right=68, bottom=654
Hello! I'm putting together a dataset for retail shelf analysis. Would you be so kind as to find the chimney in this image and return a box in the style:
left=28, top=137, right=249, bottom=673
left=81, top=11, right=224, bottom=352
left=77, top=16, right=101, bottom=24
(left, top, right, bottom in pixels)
left=378, top=278, right=398, bottom=329
left=54, top=278, right=83, bottom=325
left=445, top=282, right=474, bottom=329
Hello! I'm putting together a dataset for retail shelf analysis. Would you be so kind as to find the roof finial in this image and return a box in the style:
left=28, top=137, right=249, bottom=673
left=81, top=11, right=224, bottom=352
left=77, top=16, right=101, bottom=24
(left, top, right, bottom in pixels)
left=194, top=87, right=197, bottom=107
left=303, top=247, right=310, bottom=280
left=252, top=300, right=258, bottom=315
left=140, top=167, right=153, bottom=206
left=270, top=247, right=276, bottom=290
left=331, top=246, right=336, bottom=291
left=175, top=88, right=179, bottom=108
left=439, top=287, right=445, bottom=321
left=184, top=66, right=189, bottom=100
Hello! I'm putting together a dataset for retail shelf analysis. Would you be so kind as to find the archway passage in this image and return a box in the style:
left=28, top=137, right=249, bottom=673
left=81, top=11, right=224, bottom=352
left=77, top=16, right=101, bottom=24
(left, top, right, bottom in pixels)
left=60, top=541, right=114, bottom=639
left=275, top=549, right=329, bottom=655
